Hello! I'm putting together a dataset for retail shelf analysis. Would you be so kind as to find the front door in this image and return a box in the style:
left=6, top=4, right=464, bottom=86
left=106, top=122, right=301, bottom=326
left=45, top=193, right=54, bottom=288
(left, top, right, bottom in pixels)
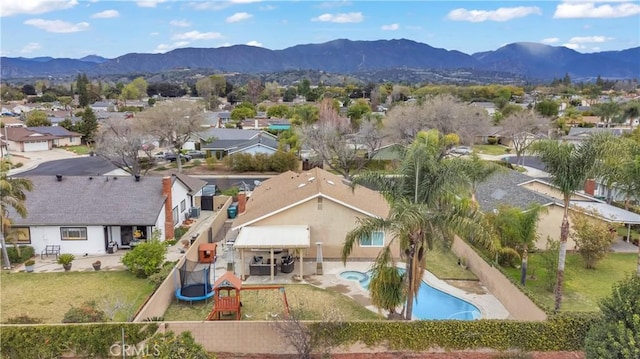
left=120, top=226, right=133, bottom=246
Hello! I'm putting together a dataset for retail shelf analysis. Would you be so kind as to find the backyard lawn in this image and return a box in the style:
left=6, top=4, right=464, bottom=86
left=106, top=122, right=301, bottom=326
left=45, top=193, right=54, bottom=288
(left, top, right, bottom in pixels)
left=163, top=284, right=383, bottom=321
left=0, top=271, right=155, bottom=323
left=503, top=252, right=637, bottom=312
left=63, top=145, right=93, bottom=155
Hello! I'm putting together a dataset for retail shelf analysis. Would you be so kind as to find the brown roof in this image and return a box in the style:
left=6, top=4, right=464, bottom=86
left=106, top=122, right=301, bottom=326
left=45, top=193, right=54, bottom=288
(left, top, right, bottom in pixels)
left=232, top=167, right=390, bottom=229
left=171, top=173, right=207, bottom=195
left=4, top=127, right=59, bottom=142
left=213, top=271, right=242, bottom=289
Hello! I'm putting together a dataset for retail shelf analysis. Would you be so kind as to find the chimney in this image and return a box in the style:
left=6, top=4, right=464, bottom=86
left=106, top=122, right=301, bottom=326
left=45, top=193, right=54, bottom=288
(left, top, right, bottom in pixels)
left=55, top=174, right=62, bottom=182
left=584, top=179, right=596, bottom=196
left=237, top=192, right=247, bottom=214
left=135, top=174, right=140, bottom=182
left=162, top=176, right=174, bottom=240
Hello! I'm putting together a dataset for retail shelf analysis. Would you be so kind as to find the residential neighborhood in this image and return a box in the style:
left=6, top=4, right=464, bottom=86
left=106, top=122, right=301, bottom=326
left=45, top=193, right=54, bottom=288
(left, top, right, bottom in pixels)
left=1, top=48, right=640, bottom=359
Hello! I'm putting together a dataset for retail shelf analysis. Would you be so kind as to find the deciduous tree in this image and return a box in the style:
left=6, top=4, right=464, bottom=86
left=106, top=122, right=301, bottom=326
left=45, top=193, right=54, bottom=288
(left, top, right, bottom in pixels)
left=24, top=110, right=51, bottom=127
left=500, top=110, right=549, bottom=165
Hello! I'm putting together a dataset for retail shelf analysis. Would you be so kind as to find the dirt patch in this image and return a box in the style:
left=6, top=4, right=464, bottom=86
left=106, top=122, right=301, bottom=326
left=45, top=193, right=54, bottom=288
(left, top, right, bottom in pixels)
left=444, top=280, right=487, bottom=295
left=326, top=283, right=351, bottom=294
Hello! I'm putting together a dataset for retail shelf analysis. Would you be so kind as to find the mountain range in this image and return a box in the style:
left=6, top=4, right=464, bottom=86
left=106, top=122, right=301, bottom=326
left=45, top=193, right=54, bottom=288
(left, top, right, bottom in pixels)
left=1, top=39, right=638, bottom=82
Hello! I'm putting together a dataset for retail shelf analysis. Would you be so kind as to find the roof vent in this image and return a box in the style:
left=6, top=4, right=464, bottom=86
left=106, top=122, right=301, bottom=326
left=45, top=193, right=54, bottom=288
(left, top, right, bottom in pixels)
left=135, top=175, right=141, bottom=182
left=308, top=177, right=315, bottom=182
left=55, top=174, right=62, bottom=182
left=326, top=180, right=335, bottom=186
left=297, top=183, right=306, bottom=188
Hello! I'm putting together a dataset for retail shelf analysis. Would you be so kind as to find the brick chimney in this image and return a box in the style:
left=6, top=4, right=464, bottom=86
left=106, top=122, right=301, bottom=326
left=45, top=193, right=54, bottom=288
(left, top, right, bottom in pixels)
left=584, top=179, right=596, bottom=196
left=162, top=176, right=174, bottom=240
left=237, top=192, right=247, bottom=214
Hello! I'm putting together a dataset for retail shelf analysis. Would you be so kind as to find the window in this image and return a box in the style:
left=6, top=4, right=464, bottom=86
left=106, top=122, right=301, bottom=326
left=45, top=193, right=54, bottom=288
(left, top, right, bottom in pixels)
left=61, top=227, right=87, bottom=241
left=12, top=227, right=31, bottom=244
left=180, top=199, right=186, bottom=212
left=172, top=207, right=179, bottom=225
left=359, top=231, right=384, bottom=247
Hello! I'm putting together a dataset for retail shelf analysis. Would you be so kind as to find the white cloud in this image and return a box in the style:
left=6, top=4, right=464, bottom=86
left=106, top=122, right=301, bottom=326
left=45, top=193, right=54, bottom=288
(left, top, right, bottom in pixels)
left=1, top=0, right=77, bottom=17
left=312, top=12, right=363, bottom=23
left=91, top=10, right=119, bottom=19
left=20, top=42, right=42, bottom=53
left=246, top=40, right=263, bottom=47
left=568, top=35, right=612, bottom=43
left=226, top=12, right=253, bottom=23
left=381, top=23, right=399, bottom=31
left=316, top=1, right=352, bottom=9
left=554, top=1, right=640, bottom=18
left=541, top=37, right=560, bottom=44
left=137, top=0, right=166, bottom=8
left=172, top=31, right=223, bottom=41
left=153, top=44, right=172, bottom=53
left=174, top=41, right=190, bottom=47
left=447, top=6, right=542, bottom=22
left=24, top=19, right=89, bottom=33
left=170, top=20, right=191, bottom=27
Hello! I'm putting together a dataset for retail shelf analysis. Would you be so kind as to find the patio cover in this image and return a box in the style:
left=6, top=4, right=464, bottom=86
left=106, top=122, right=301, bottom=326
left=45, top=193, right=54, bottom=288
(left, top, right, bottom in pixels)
left=233, top=225, right=311, bottom=249
left=570, top=201, right=640, bottom=224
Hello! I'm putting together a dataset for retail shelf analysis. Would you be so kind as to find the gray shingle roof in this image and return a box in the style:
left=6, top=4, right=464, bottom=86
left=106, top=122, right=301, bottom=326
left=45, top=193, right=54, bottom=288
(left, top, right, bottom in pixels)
left=10, top=175, right=168, bottom=226
left=172, top=173, right=206, bottom=195
left=475, top=170, right=555, bottom=212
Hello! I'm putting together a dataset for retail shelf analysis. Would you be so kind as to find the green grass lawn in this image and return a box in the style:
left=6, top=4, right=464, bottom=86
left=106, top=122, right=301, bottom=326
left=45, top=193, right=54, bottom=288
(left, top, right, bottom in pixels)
left=424, top=246, right=478, bottom=280
left=63, top=145, right=93, bottom=155
left=164, top=284, right=383, bottom=321
left=502, top=252, right=637, bottom=312
left=473, top=144, right=511, bottom=156
left=0, top=271, right=155, bottom=323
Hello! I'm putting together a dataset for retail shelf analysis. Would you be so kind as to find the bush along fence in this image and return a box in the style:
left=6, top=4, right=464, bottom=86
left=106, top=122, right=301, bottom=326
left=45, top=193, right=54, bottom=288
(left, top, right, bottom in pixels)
left=309, top=313, right=598, bottom=353
left=1, top=313, right=597, bottom=357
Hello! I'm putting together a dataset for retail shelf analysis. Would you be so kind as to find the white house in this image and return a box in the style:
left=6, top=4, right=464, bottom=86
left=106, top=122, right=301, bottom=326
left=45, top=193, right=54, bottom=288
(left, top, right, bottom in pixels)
left=8, top=173, right=206, bottom=255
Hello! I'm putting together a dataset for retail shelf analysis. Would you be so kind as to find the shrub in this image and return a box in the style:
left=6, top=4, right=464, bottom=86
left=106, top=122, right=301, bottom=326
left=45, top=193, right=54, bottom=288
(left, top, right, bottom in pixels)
left=269, top=150, right=298, bottom=172
left=539, top=238, right=559, bottom=292
left=584, top=274, right=640, bottom=359
left=252, top=152, right=270, bottom=172
left=62, top=300, right=107, bottom=323
left=6, top=314, right=43, bottom=324
left=121, top=240, right=167, bottom=278
left=57, top=253, right=75, bottom=265
left=148, top=261, right=177, bottom=288
left=570, top=212, right=617, bottom=269
left=497, top=247, right=521, bottom=267
left=2, top=246, right=35, bottom=265
left=487, top=137, right=499, bottom=145
left=174, top=226, right=189, bottom=241
left=145, top=331, right=212, bottom=358
left=205, top=156, right=217, bottom=170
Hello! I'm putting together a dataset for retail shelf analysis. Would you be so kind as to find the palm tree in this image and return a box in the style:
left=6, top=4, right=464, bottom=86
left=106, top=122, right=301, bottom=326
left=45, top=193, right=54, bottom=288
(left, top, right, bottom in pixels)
left=529, top=133, right=608, bottom=311
left=0, top=160, right=33, bottom=268
left=342, top=130, right=494, bottom=319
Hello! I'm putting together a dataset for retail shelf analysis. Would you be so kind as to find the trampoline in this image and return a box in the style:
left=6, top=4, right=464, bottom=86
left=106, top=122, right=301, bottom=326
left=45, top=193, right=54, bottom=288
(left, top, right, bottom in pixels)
left=175, top=259, right=215, bottom=303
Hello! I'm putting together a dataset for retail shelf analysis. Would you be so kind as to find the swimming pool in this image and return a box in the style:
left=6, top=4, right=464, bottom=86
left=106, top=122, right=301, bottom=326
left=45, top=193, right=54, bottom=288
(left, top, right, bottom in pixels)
left=340, top=269, right=481, bottom=320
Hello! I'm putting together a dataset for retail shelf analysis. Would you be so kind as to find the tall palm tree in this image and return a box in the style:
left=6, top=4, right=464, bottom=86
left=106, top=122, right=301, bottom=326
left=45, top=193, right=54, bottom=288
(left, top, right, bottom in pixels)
left=0, top=160, right=33, bottom=268
left=529, top=133, right=608, bottom=311
left=342, top=130, right=494, bottom=319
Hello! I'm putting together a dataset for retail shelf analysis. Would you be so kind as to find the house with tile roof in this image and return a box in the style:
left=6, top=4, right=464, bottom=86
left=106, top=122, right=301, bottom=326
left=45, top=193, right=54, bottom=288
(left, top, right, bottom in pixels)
left=8, top=173, right=206, bottom=255
left=3, top=127, right=59, bottom=152
left=196, top=128, right=279, bottom=160
left=230, top=167, right=395, bottom=279
left=476, top=170, right=640, bottom=250
left=28, top=126, right=82, bottom=147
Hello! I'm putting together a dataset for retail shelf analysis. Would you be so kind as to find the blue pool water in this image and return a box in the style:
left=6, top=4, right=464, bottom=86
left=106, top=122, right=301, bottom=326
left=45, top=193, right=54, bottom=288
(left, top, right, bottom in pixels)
left=340, top=269, right=481, bottom=320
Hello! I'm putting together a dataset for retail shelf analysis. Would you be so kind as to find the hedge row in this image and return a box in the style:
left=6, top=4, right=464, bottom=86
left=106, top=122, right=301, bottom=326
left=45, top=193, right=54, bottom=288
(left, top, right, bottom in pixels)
left=311, top=313, right=598, bottom=352
left=0, top=323, right=158, bottom=358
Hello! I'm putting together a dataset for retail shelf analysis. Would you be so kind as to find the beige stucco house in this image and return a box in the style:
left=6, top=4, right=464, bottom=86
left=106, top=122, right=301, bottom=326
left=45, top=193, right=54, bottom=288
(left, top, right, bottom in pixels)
left=476, top=170, right=640, bottom=251
left=230, top=167, right=395, bottom=279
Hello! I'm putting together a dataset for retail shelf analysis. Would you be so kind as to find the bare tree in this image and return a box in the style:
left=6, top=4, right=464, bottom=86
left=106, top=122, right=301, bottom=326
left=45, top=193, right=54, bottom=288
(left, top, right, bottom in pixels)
left=95, top=118, right=156, bottom=176
left=138, top=100, right=205, bottom=173
left=298, top=99, right=384, bottom=179
left=500, top=110, right=549, bottom=166
left=271, top=305, right=343, bottom=359
left=384, top=93, right=491, bottom=145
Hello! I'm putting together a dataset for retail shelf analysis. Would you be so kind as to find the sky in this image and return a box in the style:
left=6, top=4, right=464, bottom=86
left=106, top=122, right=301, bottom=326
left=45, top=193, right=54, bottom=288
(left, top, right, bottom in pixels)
left=1, top=0, right=639, bottom=59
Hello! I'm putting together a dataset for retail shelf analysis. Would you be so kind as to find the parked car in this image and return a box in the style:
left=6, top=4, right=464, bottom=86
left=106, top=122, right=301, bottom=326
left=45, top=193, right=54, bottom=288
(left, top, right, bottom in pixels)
left=185, top=150, right=206, bottom=159
left=450, top=146, right=473, bottom=155
left=153, top=151, right=169, bottom=160
left=164, top=153, right=192, bottom=162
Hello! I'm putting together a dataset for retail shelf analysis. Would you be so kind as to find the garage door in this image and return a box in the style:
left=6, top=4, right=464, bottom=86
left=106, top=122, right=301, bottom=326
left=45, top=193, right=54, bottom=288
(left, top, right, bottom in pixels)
left=24, top=141, right=49, bottom=152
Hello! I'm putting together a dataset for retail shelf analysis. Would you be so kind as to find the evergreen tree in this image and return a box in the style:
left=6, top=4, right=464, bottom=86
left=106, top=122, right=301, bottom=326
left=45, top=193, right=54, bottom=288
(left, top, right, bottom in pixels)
left=77, top=74, right=89, bottom=107
left=78, top=106, right=98, bottom=145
